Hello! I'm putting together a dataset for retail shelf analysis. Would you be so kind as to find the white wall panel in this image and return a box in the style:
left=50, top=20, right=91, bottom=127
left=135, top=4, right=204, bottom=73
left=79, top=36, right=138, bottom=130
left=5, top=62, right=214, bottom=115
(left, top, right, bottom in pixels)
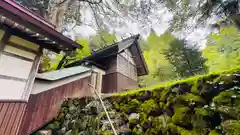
left=0, top=55, right=33, bottom=79
left=0, top=79, right=26, bottom=99
left=4, top=45, right=36, bottom=60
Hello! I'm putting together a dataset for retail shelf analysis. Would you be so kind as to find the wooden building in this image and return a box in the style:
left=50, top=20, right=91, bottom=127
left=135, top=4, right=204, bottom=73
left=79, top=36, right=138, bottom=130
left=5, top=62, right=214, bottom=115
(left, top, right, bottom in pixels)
left=20, top=66, right=105, bottom=135
left=0, top=0, right=81, bottom=135
left=66, top=35, right=149, bottom=93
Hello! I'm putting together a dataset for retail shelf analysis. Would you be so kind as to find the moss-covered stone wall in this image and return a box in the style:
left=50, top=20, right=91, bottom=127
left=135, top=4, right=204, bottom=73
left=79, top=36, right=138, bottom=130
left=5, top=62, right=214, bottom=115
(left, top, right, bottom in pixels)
left=36, top=68, right=240, bottom=135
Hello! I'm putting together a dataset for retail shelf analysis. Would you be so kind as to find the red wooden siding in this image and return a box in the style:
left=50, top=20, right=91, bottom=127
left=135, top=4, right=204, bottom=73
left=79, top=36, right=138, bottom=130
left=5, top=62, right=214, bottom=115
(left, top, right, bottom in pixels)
left=116, top=72, right=138, bottom=91
left=20, top=77, right=91, bottom=135
left=102, top=72, right=138, bottom=93
left=0, top=102, right=27, bottom=135
left=102, top=73, right=118, bottom=93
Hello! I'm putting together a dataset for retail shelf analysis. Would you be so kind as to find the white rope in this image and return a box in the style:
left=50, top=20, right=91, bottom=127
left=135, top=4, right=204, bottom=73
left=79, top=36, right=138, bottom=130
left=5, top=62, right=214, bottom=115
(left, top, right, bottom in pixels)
left=88, top=84, right=118, bottom=135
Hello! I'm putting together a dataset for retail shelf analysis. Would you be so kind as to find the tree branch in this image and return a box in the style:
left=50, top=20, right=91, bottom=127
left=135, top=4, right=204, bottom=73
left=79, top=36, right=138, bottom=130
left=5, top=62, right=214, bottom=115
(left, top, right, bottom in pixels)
left=79, top=0, right=103, bottom=5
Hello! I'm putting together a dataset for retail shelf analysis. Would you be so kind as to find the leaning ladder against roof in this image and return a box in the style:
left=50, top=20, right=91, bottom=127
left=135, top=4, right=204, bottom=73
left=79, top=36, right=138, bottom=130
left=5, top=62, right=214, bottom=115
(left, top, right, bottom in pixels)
left=88, top=83, right=117, bottom=135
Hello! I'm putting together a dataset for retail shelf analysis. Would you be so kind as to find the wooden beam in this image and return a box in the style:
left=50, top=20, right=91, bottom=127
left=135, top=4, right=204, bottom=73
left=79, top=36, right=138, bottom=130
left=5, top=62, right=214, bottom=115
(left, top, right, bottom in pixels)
left=0, top=100, right=27, bottom=103
left=2, top=51, right=34, bottom=62
left=4, top=25, right=61, bottom=53
left=7, top=41, right=39, bottom=55
left=0, top=28, right=10, bottom=51
left=0, top=74, right=27, bottom=82
left=21, top=51, right=41, bottom=100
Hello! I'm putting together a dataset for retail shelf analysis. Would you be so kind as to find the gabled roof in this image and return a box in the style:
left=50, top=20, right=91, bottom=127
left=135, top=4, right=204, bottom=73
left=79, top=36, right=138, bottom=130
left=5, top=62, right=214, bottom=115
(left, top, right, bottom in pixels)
left=65, top=34, right=149, bottom=76
left=0, top=0, right=82, bottom=52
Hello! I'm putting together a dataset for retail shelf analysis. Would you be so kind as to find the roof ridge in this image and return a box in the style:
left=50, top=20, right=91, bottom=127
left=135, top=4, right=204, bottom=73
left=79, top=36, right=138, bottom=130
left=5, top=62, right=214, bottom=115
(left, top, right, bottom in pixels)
left=92, top=34, right=140, bottom=53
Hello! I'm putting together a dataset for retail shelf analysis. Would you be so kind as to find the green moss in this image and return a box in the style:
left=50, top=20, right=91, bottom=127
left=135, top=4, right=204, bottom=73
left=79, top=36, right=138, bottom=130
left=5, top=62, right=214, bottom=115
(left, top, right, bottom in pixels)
left=191, top=80, right=199, bottom=94
left=140, top=99, right=159, bottom=115
left=112, top=66, right=240, bottom=98
left=113, top=103, right=120, bottom=110
left=144, top=128, right=159, bottom=135
left=166, top=123, right=199, bottom=135
left=139, top=112, right=148, bottom=128
left=208, top=130, right=222, bottom=135
left=179, top=93, right=205, bottom=105
left=120, top=99, right=140, bottom=113
left=195, top=108, right=214, bottom=117
left=172, top=106, right=190, bottom=126
left=132, top=127, right=142, bottom=135
left=45, top=121, right=60, bottom=130
left=213, top=90, right=240, bottom=106
left=129, top=119, right=138, bottom=125
left=159, top=88, right=169, bottom=101
left=216, top=105, right=240, bottom=120
left=214, top=74, right=238, bottom=85
left=98, top=130, right=112, bottom=135
left=222, top=120, right=240, bottom=135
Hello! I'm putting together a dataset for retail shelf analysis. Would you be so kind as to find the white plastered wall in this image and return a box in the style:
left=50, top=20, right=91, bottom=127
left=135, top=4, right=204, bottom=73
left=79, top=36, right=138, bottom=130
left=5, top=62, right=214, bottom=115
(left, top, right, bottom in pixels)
left=0, top=32, right=39, bottom=101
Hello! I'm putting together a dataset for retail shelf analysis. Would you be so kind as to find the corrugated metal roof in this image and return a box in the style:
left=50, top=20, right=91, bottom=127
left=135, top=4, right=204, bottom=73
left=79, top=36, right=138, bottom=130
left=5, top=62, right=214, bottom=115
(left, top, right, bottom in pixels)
left=36, top=66, right=91, bottom=81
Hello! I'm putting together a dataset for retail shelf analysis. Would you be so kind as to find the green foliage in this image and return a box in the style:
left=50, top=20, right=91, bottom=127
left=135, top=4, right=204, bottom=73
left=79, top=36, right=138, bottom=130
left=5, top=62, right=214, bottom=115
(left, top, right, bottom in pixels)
left=88, top=30, right=117, bottom=50
left=164, top=39, right=207, bottom=78
left=139, top=32, right=178, bottom=86
left=39, top=39, right=90, bottom=72
left=203, top=25, right=240, bottom=73
left=75, top=40, right=91, bottom=59
left=38, top=55, right=51, bottom=73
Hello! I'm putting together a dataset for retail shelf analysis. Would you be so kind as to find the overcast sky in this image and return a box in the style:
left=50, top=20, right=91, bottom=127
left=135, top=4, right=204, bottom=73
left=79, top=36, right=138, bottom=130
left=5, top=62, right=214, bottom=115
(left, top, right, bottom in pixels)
left=63, top=1, right=217, bottom=49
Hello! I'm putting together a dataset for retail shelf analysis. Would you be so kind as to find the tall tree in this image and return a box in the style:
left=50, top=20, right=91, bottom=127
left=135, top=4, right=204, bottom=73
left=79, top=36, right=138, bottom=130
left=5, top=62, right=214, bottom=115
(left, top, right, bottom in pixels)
left=203, top=25, right=240, bottom=72
left=88, top=30, right=117, bottom=50
left=15, top=0, right=240, bottom=33
left=14, top=0, right=164, bottom=33
left=139, top=31, right=177, bottom=87
left=164, top=39, right=207, bottom=78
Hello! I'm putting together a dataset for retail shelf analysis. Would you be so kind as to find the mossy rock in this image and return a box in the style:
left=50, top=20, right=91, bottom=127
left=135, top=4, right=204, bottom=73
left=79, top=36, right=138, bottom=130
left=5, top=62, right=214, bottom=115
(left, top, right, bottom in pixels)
left=119, top=99, right=140, bottom=114
left=170, top=83, right=192, bottom=94
left=208, top=130, right=222, bottom=135
left=178, top=93, right=206, bottom=106
left=213, top=90, right=240, bottom=106
left=195, top=107, right=214, bottom=117
left=222, top=120, right=240, bottom=135
left=172, top=106, right=191, bottom=127
left=144, top=128, right=161, bottom=135
left=214, top=74, right=239, bottom=86
left=190, top=114, right=208, bottom=130
left=140, top=99, right=160, bottom=116
left=216, top=105, right=240, bottom=120
left=150, top=115, right=171, bottom=134
left=159, top=88, right=169, bottom=102
left=129, top=119, right=138, bottom=129
left=113, top=103, right=120, bottom=111
left=151, top=88, right=164, bottom=100
left=166, top=123, right=200, bottom=135
left=191, top=76, right=218, bottom=103
left=45, top=121, right=60, bottom=130
left=136, top=90, right=152, bottom=101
